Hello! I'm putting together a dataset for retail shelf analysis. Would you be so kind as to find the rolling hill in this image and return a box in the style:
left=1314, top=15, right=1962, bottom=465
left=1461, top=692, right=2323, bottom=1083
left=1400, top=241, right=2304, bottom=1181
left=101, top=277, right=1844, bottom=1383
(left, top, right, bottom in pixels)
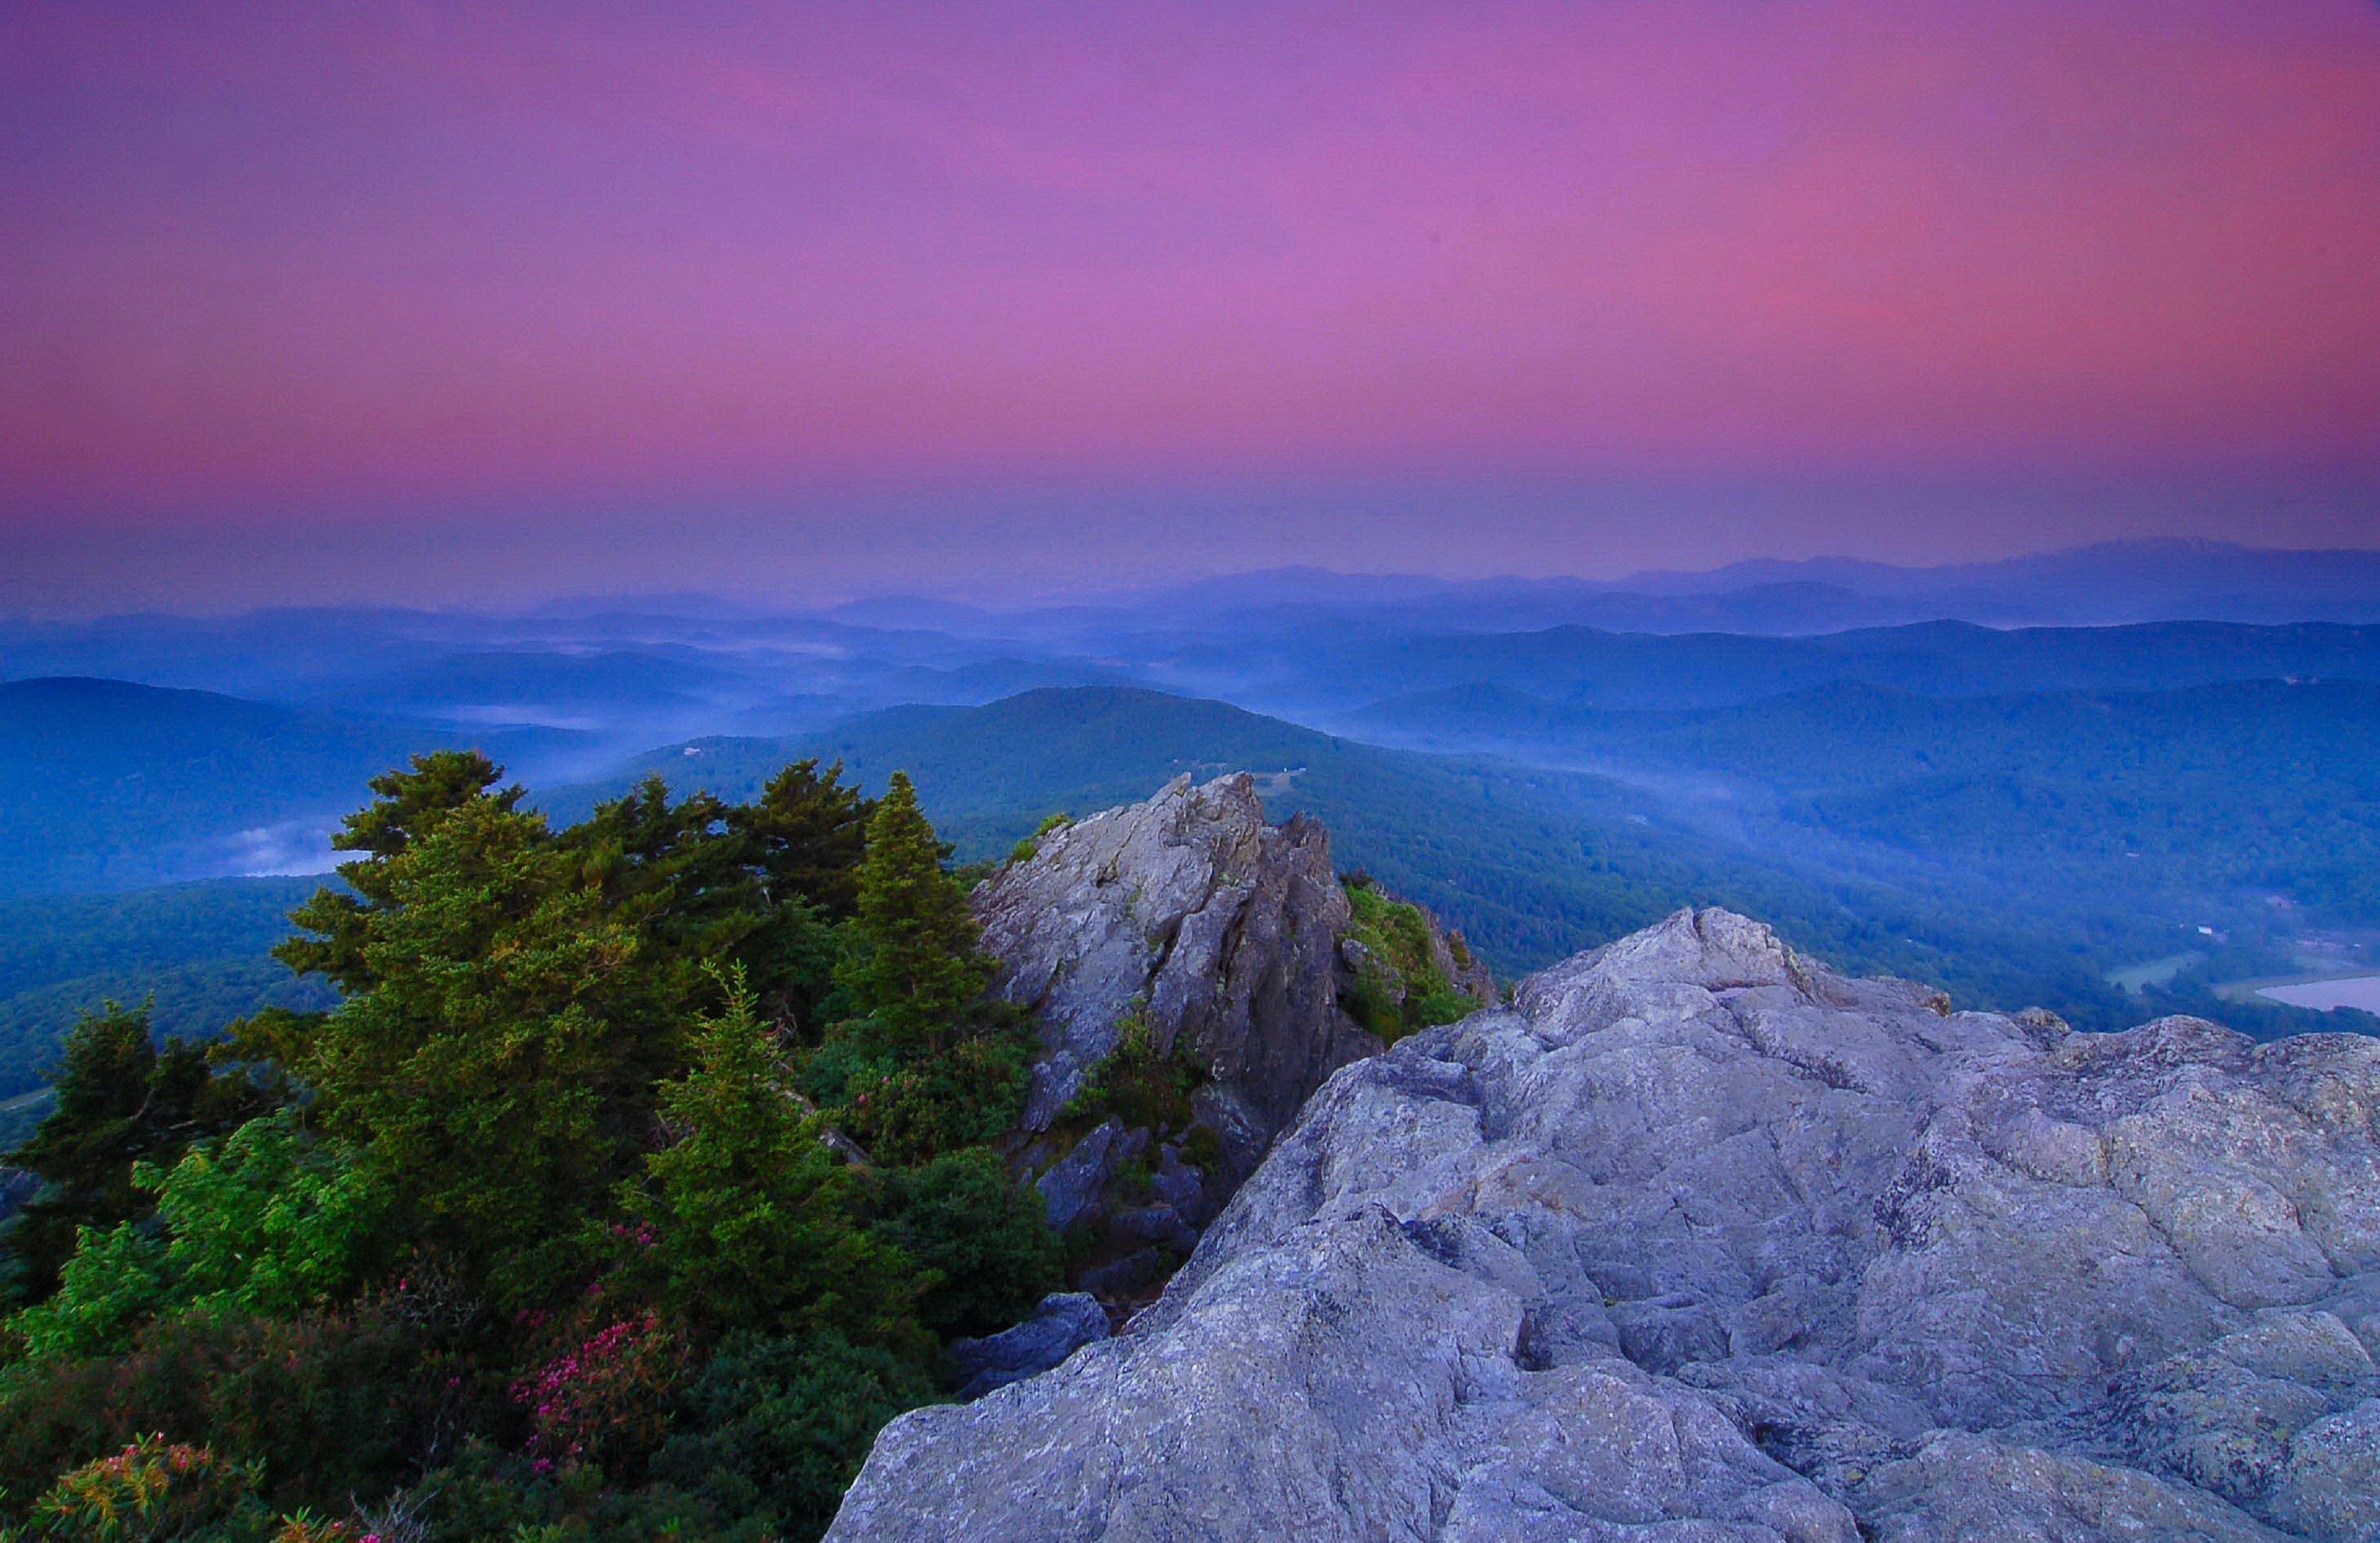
left=0, top=677, right=572, bottom=898
left=0, top=877, right=337, bottom=1100
left=1351, top=677, right=2380, bottom=927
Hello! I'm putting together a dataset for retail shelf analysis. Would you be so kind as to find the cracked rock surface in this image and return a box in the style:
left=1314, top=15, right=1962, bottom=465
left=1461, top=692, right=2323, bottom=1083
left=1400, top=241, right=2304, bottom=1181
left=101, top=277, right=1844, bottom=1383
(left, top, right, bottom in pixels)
left=829, top=908, right=2380, bottom=1541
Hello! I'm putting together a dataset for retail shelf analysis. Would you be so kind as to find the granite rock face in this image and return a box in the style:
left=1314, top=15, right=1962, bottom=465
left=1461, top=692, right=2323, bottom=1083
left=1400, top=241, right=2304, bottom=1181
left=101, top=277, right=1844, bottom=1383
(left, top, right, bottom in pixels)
left=974, top=772, right=1391, bottom=1182
left=830, top=908, right=2380, bottom=1542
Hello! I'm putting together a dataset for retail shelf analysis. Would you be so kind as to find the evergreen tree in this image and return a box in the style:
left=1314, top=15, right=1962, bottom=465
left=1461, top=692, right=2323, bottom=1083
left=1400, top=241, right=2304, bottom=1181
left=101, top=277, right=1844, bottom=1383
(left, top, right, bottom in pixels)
left=565, top=774, right=845, bottom=1033
left=628, top=970, right=920, bottom=1348
left=734, top=759, right=875, bottom=920
left=873, top=1147, right=1060, bottom=1337
left=278, top=749, right=521, bottom=993
left=0, top=753, right=1064, bottom=1537
left=1, top=1005, right=263, bottom=1302
left=565, top=777, right=757, bottom=950
left=280, top=792, right=659, bottom=1306
left=837, top=774, right=989, bottom=1054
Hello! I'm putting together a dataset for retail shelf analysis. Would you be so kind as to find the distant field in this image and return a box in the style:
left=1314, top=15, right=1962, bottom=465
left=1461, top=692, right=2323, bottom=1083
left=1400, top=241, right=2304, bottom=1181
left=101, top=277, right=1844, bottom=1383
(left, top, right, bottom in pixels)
left=2106, top=953, right=2200, bottom=995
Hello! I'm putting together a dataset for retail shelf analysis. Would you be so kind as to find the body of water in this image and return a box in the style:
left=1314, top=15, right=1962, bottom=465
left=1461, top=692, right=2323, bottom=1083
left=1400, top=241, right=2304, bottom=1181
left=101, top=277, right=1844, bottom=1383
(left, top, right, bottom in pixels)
left=2257, top=976, right=2380, bottom=1012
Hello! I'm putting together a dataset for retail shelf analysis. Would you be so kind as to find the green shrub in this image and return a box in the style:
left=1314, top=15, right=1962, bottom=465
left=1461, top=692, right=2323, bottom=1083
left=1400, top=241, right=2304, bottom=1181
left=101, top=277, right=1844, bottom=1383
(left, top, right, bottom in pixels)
left=1007, top=813, right=1073, bottom=865
left=16, top=1435, right=264, bottom=1542
left=835, top=1032, right=1031, bottom=1167
left=652, top=1330, right=933, bottom=1542
left=0, top=1296, right=465, bottom=1521
left=873, top=1148, right=1060, bottom=1338
left=415, top=1437, right=774, bottom=1543
left=6, top=1219, right=169, bottom=1360
left=144, top=1113, right=385, bottom=1322
left=1059, top=1007, right=1199, bottom=1134
left=9, top=1112, right=386, bottom=1361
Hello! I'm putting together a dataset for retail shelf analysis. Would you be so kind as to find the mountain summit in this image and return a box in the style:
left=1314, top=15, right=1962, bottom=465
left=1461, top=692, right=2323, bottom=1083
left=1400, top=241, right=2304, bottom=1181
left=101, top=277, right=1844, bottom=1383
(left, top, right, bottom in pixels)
left=830, top=908, right=2380, bottom=1541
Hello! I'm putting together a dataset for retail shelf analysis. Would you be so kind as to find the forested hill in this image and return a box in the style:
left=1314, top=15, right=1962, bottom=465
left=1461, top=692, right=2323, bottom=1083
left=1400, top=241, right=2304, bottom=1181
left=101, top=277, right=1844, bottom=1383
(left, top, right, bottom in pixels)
left=1355, top=677, right=2380, bottom=924
left=0, top=879, right=335, bottom=1103
left=0, top=678, right=572, bottom=898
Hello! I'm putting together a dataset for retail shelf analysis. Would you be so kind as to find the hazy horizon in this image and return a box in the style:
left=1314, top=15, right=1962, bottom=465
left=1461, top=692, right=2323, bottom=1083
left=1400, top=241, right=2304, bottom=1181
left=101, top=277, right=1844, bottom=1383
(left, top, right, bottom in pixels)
left=7, top=482, right=2378, bottom=619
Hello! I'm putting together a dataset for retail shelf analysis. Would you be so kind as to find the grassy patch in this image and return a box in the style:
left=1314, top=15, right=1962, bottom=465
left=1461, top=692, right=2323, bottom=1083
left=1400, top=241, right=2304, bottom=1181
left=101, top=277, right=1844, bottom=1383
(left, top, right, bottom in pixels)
left=1341, top=879, right=1486, bottom=1043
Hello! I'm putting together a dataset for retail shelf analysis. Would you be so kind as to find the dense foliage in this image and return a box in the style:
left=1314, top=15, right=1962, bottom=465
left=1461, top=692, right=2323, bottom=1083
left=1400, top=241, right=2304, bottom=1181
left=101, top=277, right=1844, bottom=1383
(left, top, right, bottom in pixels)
left=0, top=752, right=1059, bottom=1542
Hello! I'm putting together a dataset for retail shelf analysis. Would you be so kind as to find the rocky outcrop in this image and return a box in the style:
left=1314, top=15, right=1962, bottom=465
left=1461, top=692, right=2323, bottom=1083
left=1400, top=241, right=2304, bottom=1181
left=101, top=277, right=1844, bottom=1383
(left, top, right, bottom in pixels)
left=973, top=772, right=1389, bottom=1180
left=970, top=771, right=1488, bottom=1315
left=830, top=908, right=2380, bottom=1541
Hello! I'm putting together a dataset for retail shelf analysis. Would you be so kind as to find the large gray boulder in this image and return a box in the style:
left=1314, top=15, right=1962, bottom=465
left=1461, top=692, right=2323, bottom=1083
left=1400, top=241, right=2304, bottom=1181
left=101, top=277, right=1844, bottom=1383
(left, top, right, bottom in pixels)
left=974, top=772, right=1391, bottom=1181
left=830, top=908, right=2380, bottom=1541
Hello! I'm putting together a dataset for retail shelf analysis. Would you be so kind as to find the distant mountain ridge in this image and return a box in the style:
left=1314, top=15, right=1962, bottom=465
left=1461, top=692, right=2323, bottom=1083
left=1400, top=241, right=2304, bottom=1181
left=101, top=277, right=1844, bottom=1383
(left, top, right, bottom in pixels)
left=1280, top=618, right=2380, bottom=715
left=544, top=684, right=1977, bottom=981
left=844, top=539, right=2380, bottom=637
left=4, top=666, right=2374, bottom=1110
left=1623, top=537, right=2380, bottom=611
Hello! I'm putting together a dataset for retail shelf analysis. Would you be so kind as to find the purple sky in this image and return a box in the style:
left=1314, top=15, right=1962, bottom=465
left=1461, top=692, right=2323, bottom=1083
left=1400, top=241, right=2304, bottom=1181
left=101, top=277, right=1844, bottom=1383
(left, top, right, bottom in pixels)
left=3, top=1, right=2376, bottom=611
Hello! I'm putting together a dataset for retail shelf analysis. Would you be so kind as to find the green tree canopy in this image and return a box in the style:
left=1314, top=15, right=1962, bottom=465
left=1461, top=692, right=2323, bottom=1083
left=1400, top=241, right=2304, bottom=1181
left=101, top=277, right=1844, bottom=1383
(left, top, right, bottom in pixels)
left=277, top=749, right=522, bottom=994
left=837, top=772, right=990, bottom=1054
left=735, top=759, right=875, bottom=921
left=0, top=753, right=1062, bottom=1543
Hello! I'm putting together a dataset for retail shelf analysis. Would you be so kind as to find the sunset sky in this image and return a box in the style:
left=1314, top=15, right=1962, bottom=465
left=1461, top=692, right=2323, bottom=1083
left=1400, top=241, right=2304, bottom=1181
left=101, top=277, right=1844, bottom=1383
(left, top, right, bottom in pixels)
left=4, top=0, right=2376, bottom=610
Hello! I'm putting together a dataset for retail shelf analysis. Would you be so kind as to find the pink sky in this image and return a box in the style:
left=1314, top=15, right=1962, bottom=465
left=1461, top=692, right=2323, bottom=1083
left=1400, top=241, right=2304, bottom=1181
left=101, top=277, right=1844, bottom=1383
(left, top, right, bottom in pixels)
left=2, top=1, right=2376, bottom=605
